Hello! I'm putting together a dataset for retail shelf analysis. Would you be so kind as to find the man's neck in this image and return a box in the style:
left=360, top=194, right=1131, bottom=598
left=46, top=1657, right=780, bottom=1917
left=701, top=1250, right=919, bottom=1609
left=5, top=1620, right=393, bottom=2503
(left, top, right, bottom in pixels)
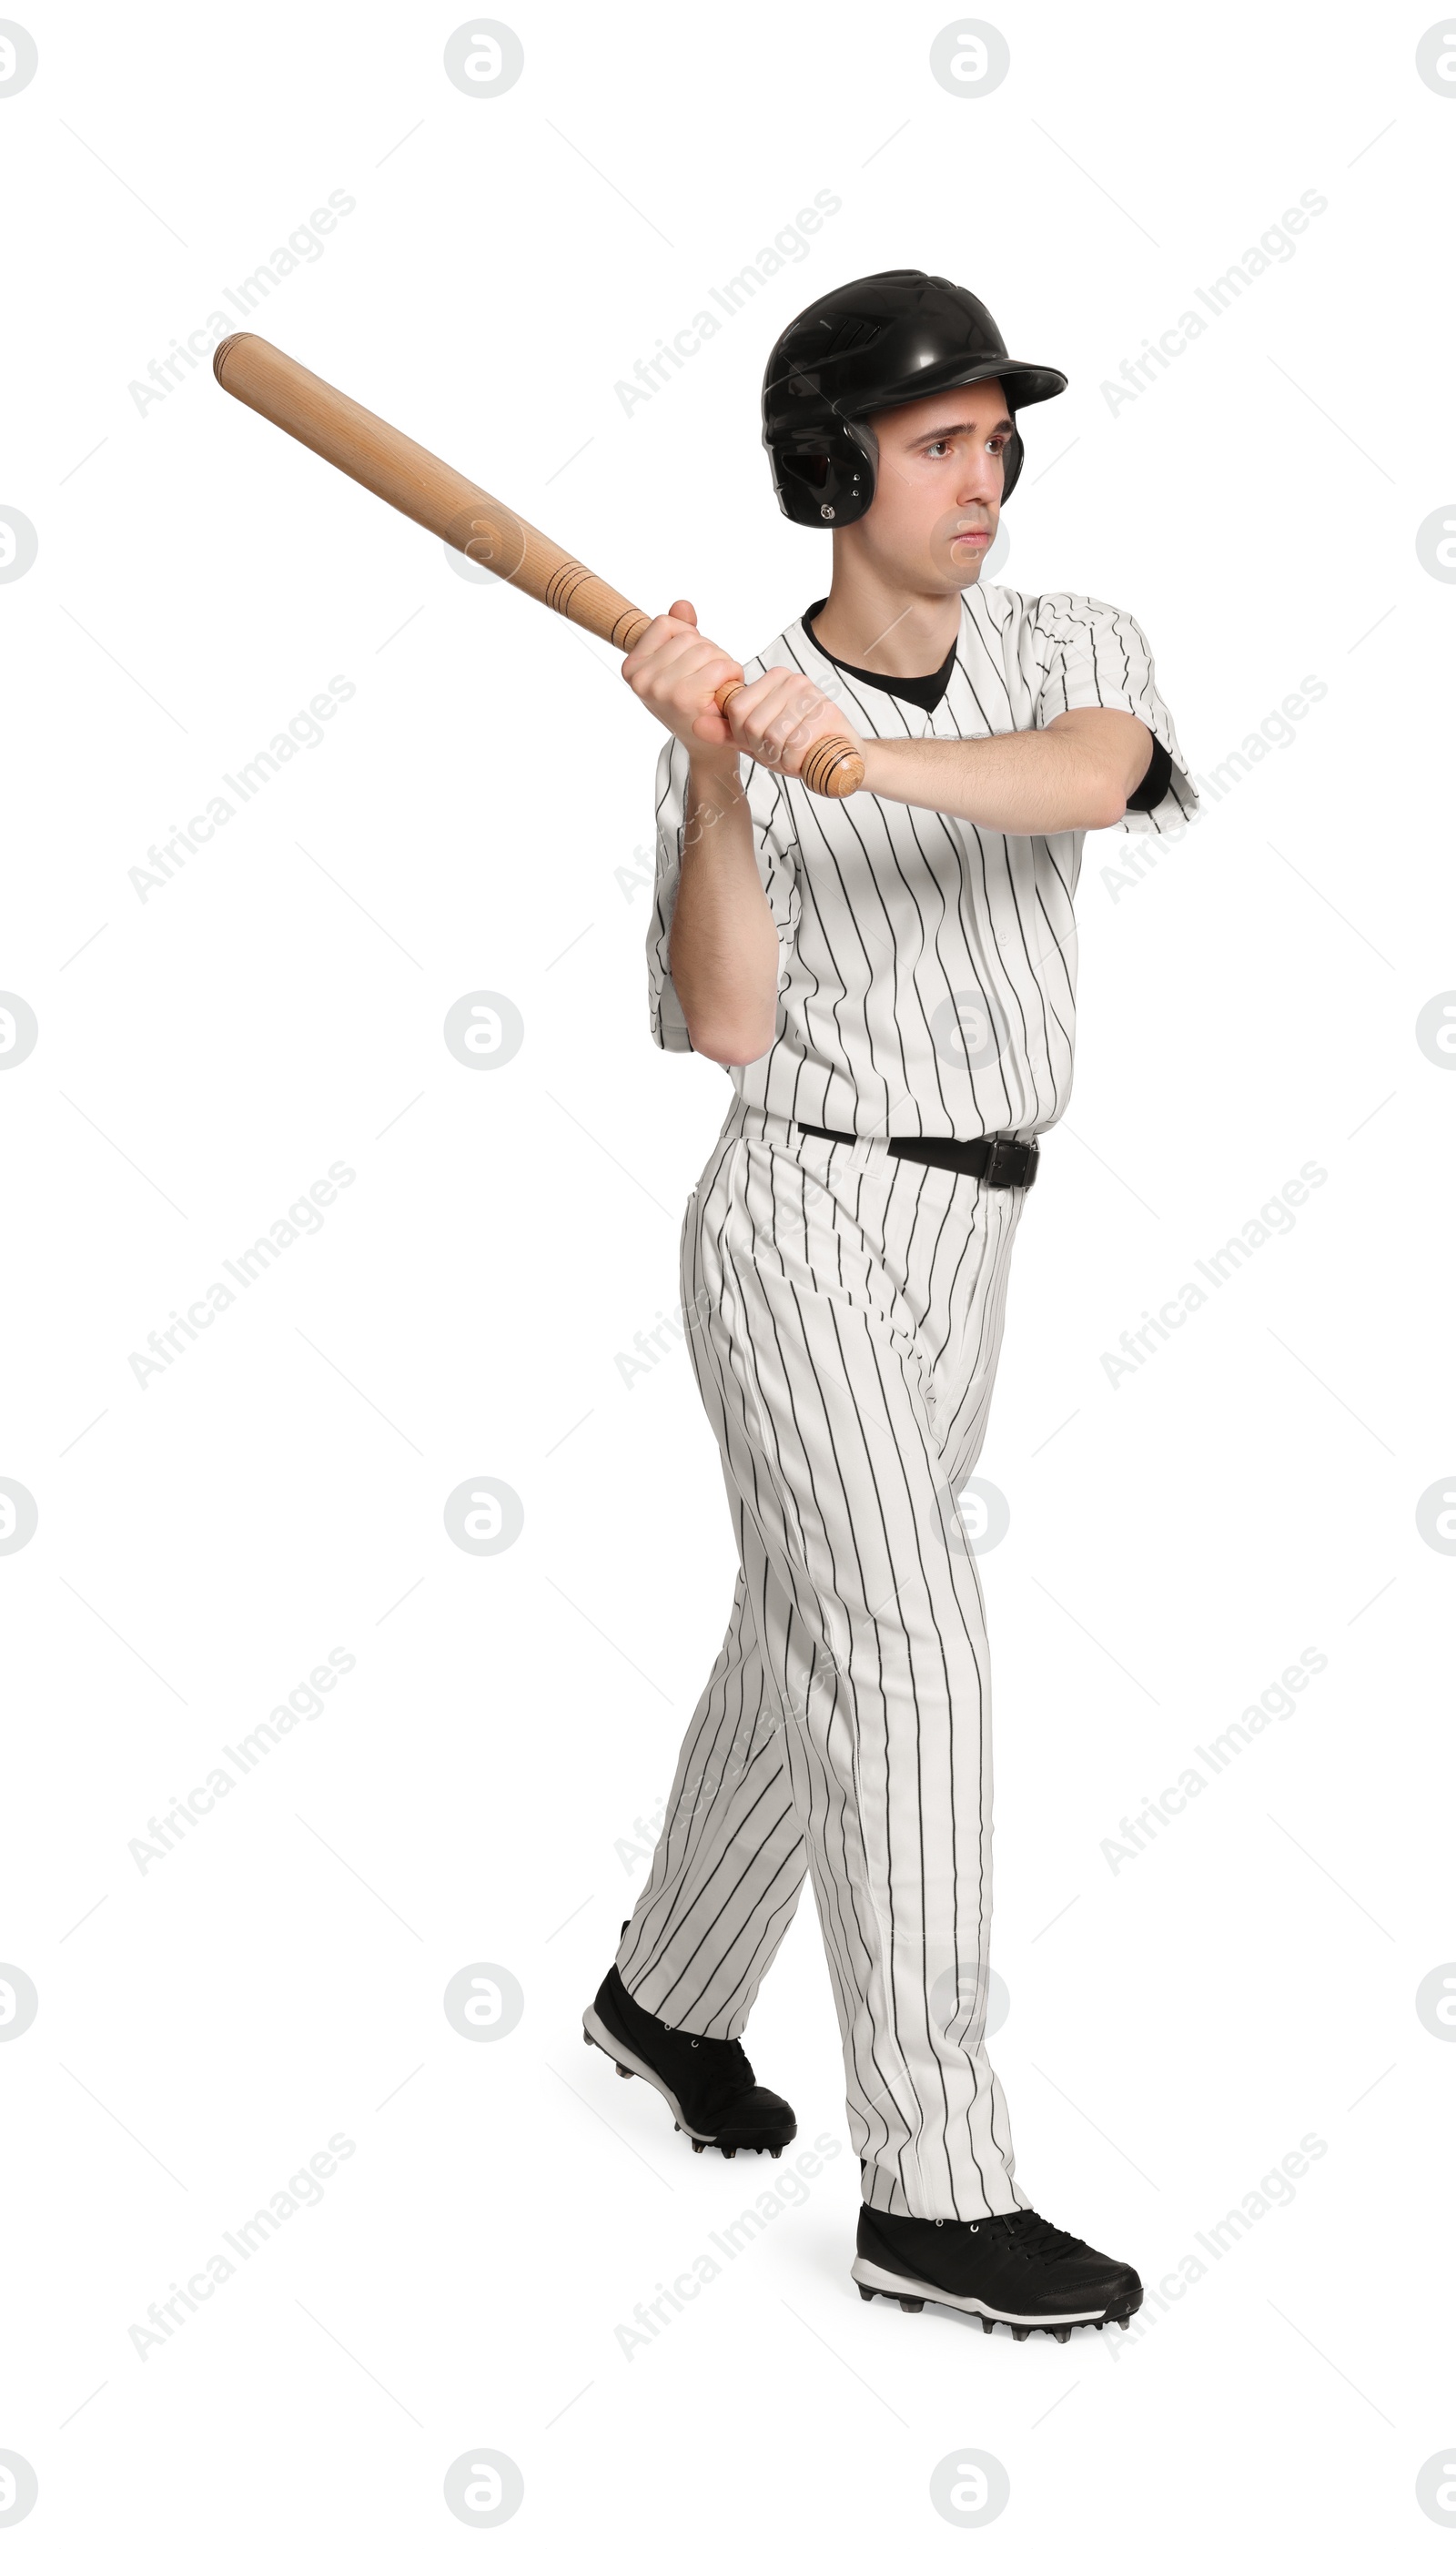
left=810, top=571, right=966, bottom=678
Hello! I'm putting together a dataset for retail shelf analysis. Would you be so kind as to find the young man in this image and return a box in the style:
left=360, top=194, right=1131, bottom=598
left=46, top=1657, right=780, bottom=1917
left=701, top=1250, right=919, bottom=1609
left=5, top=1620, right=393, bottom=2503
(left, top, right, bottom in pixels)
left=583, top=271, right=1195, bottom=2341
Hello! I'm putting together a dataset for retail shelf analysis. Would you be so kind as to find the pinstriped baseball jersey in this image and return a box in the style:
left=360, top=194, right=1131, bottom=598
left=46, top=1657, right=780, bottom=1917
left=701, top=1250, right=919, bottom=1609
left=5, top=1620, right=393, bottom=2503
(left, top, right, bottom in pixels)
left=646, top=583, right=1197, bottom=1138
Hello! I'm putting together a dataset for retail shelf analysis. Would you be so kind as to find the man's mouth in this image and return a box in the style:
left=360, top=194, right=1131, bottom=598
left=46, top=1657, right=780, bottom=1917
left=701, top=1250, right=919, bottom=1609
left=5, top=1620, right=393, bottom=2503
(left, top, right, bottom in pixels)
left=951, top=527, right=990, bottom=547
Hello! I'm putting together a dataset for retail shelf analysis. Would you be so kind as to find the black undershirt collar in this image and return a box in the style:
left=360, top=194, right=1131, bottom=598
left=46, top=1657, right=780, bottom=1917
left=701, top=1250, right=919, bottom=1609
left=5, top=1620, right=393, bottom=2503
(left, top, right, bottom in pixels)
left=801, top=595, right=957, bottom=714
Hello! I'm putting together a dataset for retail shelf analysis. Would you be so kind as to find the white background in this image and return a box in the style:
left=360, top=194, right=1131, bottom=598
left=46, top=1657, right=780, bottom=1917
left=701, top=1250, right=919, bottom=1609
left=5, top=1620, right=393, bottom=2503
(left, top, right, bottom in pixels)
left=3, top=1, right=1453, bottom=2540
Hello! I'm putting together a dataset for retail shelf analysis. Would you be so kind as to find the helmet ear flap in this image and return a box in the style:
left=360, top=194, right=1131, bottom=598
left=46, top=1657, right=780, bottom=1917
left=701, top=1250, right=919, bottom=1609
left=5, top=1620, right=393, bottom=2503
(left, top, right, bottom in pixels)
left=772, top=420, right=877, bottom=526
left=1001, top=426, right=1024, bottom=504
left=829, top=417, right=878, bottom=524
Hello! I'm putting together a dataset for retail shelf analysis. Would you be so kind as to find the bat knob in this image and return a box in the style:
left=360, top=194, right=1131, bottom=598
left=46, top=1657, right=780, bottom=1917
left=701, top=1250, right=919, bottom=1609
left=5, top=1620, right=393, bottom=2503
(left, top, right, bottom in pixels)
left=803, top=736, right=865, bottom=799
left=713, top=678, right=863, bottom=799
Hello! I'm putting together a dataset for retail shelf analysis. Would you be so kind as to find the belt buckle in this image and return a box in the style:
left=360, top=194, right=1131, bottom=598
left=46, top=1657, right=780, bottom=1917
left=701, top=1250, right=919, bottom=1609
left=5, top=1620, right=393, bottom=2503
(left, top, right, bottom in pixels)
left=986, top=1134, right=1036, bottom=1189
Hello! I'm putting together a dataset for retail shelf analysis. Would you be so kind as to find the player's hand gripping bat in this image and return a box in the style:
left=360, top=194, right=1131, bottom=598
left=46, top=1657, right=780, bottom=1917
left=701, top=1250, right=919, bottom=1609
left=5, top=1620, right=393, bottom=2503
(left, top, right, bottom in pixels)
left=212, top=334, right=865, bottom=800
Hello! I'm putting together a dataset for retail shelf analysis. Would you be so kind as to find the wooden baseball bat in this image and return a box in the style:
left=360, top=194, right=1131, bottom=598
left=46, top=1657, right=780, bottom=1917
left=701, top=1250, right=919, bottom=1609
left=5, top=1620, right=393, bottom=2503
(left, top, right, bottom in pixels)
left=212, top=334, right=864, bottom=801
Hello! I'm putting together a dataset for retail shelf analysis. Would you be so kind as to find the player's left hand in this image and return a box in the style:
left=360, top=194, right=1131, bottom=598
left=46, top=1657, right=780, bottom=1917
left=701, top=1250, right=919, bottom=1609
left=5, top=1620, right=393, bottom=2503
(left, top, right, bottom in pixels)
left=721, top=666, right=861, bottom=781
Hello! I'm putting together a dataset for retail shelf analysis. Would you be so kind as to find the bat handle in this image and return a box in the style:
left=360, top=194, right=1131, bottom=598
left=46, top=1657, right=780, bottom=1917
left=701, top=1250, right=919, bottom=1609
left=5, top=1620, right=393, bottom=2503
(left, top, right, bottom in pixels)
left=713, top=678, right=864, bottom=800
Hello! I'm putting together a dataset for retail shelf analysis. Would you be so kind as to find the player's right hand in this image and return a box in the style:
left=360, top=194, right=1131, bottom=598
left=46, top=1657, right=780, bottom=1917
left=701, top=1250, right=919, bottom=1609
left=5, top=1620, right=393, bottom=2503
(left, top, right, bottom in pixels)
left=622, top=600, right=743, bottom=757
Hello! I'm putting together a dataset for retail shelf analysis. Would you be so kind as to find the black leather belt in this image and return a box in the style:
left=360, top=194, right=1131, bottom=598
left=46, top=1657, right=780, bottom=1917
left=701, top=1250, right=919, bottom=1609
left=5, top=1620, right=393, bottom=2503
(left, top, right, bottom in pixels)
left=796, top=1122, right=1039, bottom=1189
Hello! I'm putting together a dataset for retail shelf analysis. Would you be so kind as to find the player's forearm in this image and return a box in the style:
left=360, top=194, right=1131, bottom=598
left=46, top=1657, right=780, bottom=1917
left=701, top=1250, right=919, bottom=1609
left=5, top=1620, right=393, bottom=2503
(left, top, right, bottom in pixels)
left=857, top=723, right=1137, bottom=834
left=668, top=753, right=781, bottom=1067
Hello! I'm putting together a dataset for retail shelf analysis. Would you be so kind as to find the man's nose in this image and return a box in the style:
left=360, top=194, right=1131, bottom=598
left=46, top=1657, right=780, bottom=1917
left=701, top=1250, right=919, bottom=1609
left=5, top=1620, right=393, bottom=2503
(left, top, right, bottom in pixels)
left=955, top=446, right=1000, bottom=505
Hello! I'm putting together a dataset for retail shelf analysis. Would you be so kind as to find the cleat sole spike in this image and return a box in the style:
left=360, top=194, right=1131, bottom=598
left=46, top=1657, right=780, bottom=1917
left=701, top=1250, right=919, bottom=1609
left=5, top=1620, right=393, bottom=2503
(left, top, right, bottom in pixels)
left=1012, top=2324, right=1030, bottom=2342
left=858, top=2282, right=876, bottom=2302
left=1052, top=2326, right=1072, bottom=2342
left=898, top=2297, right=925, bottom=2313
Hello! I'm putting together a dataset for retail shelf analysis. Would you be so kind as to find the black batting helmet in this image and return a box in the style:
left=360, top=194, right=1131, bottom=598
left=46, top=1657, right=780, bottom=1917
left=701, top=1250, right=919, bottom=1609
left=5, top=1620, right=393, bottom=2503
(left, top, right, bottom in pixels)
left=762, top=268, right=1067, bottom=527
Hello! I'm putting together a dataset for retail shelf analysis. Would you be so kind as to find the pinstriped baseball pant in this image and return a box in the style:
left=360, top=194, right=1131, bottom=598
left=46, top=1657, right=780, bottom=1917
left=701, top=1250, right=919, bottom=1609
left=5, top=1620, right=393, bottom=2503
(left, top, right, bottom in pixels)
left=619, top=1101, right=1030, bottom=2221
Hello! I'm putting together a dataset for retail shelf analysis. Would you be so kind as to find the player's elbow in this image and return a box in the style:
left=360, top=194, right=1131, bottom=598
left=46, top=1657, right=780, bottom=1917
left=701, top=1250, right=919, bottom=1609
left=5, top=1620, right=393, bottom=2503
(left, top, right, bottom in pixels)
left=1087, top=786, right=1129, bottom=830
left=1074, top=754, right=1132, bottom=829
left=690, top=1017, right=777, bottom=1067
left=671, top=936, right=780, bottom=1066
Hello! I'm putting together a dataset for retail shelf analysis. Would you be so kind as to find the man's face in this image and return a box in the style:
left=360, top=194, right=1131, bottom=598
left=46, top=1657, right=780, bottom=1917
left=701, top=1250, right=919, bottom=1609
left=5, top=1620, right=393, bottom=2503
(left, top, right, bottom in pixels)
left=853, top=379, right=1013, bottom=590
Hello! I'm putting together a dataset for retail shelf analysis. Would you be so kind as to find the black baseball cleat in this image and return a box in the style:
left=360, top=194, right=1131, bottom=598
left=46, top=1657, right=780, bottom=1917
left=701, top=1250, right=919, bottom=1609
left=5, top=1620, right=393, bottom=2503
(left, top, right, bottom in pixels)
left=852, top=2204, right=1143, bottom=2340
left=581, top=1961, right=796, bottom=2158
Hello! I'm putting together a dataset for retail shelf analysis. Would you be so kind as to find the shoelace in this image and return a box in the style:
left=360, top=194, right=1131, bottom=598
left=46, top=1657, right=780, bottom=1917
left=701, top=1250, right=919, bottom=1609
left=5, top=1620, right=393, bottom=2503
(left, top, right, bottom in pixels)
left=977, top=2209, right=1087, bottom=2265
left=680, top=2032, right=754, bottom=2101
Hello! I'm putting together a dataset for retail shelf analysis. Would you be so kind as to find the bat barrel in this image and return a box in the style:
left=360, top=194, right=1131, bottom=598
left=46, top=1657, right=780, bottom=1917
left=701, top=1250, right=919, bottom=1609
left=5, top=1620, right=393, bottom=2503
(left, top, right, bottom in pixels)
left=213, top=333, right=864, bottom=796
left=212, top=332, right=648, bottom=651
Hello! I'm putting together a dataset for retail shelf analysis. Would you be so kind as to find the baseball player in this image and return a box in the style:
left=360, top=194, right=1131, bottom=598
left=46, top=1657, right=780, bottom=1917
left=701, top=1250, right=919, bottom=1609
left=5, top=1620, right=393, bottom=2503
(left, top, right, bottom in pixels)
left=583, top=271, right=1195, bottom=2341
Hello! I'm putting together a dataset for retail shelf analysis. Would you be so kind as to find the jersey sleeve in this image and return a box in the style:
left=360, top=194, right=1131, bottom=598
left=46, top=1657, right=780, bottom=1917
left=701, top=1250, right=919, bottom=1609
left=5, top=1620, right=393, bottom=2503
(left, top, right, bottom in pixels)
left=646, top=734, right=802, bottom=1054
left=1028, top=592, right=1198, bottom=835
